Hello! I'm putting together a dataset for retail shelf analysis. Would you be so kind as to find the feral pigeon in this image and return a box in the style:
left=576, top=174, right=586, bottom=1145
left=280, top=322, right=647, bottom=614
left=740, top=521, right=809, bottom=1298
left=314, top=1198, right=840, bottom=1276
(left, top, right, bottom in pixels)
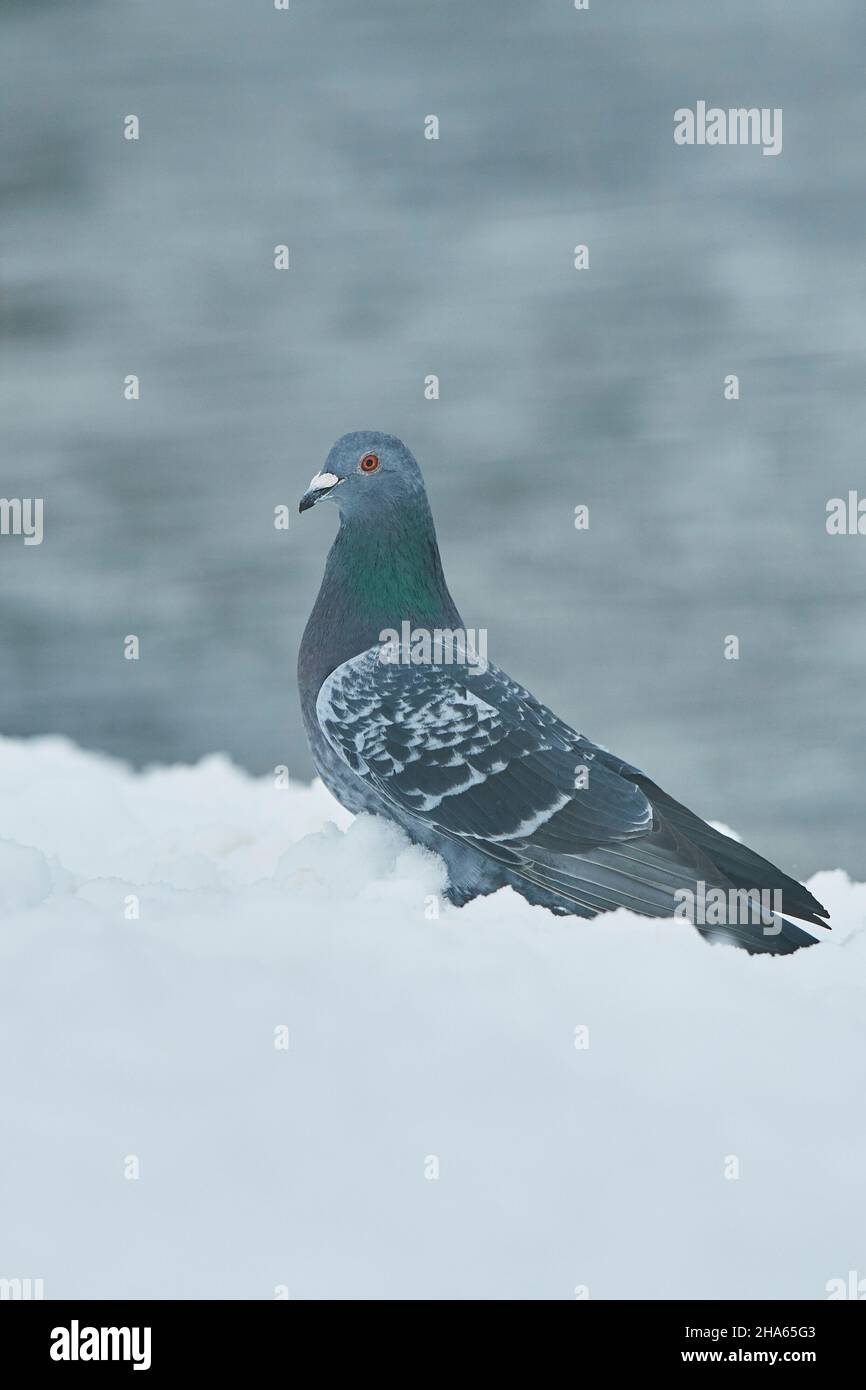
left=298, top=432, right=829, bottom=953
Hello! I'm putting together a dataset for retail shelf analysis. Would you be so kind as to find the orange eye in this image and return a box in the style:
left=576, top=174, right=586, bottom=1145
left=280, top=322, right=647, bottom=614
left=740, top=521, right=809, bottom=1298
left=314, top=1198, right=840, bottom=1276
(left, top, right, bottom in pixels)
left=359, top=453, right=379, bottom=472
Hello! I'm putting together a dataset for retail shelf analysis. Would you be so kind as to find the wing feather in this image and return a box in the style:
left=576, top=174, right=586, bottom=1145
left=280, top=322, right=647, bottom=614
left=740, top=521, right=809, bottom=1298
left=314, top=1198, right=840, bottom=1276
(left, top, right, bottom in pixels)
left=316, top=645, right=826, bottom=949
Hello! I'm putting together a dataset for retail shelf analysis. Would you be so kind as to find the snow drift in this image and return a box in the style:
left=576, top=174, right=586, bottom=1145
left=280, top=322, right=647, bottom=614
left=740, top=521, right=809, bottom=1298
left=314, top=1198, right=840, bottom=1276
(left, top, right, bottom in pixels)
left=0, top=736, right=863, bottom=1300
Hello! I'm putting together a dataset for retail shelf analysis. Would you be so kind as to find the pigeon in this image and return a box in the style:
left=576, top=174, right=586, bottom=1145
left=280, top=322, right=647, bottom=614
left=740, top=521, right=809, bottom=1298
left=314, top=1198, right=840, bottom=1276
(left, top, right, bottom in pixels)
left=297, top=431, right=830, bottom=954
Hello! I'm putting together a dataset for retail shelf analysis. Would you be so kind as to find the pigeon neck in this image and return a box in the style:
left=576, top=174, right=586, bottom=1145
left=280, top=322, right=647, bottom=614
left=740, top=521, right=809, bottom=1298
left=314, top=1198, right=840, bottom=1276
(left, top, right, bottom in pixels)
left=326, top=498, right=461, bottom=634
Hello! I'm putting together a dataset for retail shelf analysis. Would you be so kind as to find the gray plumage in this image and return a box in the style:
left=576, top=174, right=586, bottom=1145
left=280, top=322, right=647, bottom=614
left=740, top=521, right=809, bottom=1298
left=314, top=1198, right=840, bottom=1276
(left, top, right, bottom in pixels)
left=298, top=431, right=829, bottom=954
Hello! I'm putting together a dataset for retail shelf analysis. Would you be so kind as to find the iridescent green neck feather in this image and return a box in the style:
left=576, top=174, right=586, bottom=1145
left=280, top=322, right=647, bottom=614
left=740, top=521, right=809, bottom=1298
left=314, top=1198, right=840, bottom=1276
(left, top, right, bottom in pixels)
left=324, top=494, right=462, bottom=634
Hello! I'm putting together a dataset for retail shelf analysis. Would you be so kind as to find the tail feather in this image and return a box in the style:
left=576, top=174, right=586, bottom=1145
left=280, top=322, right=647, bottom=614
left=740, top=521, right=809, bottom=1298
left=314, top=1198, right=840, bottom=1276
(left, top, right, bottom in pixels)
left=608, top=765, right=830, bottom=929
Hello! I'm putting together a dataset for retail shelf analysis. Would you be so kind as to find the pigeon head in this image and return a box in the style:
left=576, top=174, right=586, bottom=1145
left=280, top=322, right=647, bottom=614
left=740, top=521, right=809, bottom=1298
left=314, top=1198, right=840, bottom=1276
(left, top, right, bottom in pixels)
left=299, top=431, right=426, bottom=520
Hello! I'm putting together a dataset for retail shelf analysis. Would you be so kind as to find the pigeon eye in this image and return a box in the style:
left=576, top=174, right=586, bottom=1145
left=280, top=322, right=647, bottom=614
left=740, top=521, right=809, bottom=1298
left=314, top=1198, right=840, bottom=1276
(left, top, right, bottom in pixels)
left=359, top=453, right=379, bottom=473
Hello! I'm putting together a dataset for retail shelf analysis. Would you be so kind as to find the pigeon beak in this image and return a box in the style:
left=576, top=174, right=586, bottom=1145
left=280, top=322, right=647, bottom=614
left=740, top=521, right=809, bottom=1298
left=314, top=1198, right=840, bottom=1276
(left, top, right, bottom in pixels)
left=299, top=472, right=342, bottom=513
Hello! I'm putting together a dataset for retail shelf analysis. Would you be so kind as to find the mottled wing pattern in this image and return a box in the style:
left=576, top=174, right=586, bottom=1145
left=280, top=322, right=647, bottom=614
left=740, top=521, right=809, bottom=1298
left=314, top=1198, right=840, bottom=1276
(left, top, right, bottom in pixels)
left=316, top=646, right=825, bottom=950
left=316, top=645, right=652, bottom=850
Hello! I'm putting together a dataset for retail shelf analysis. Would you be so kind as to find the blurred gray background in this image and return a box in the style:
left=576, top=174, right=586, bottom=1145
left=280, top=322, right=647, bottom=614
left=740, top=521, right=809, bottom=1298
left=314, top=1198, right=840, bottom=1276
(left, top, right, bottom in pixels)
left=1, top=0, right=863, bottom=879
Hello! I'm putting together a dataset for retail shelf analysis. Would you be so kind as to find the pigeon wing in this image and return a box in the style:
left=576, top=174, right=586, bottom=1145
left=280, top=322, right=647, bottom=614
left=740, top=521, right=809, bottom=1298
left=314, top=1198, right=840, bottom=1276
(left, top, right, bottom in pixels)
left=315, top=648, right=723, bottom=914
left=316, top=646, right=823, bottom=950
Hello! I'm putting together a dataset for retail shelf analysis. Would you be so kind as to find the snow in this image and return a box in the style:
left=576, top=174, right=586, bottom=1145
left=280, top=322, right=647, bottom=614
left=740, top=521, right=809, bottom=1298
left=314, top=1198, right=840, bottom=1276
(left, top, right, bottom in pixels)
left=0, top=735, right=864, bottom=1301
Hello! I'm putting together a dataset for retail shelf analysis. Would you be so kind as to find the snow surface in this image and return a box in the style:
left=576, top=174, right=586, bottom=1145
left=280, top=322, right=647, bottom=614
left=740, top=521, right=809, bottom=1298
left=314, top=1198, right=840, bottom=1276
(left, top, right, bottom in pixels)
left=0, top=735, right=864, bottom=1301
